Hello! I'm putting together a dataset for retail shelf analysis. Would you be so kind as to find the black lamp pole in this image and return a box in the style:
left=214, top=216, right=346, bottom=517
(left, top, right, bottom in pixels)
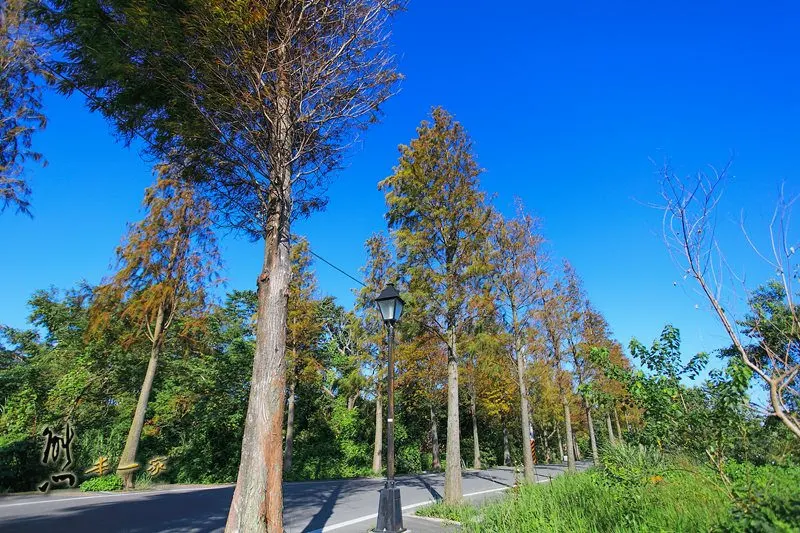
left=373, top=284, right=405, bottom=533
left=386, top=322, right=396, bottom=485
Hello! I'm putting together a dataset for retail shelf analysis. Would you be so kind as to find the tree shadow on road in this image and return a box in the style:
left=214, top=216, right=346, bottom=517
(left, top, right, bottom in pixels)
left=463, top=471, right=514, bottom=488
left=0, top=487, right=232, bottom=533
left=414, top=475, right=442, bottom=501
left=299, top=482, right=342, bottom=533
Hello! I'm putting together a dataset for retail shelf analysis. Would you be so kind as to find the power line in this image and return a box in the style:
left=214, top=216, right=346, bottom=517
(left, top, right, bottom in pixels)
left=309, top=250, right=367, bottom=288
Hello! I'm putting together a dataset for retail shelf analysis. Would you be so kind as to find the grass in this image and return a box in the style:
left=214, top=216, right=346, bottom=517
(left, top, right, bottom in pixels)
left=418, top=469, right=731, bottom=532
left=417, top=442, right=800, bottom=532
left=415, top=500, right=477, bottom=523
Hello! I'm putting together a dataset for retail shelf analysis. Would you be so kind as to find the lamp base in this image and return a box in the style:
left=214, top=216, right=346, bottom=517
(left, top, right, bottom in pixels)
left=372, top=484, right=405, bottom=533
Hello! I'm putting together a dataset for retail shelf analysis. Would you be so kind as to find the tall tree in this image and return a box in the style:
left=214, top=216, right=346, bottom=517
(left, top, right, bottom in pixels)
left=490, top=204, right=544, bottom=481
left=1, top=0, right=47, bottom=214
left=284, top=237, right=321, bottom=473
left=38, top=2, right=403, bottom=528
left=355, top=233, right=397, bottom=474
left=533, top=260, right=576, bottom=471
left=380, top=107, right=491, bottom=503
left=562, top=262, right=601, bottom=466
left=91, top=168, right=220, bottom=488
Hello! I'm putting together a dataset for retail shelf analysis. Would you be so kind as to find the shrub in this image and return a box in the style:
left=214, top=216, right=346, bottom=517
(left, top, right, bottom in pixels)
left=0, top=435, right=48, bottom=493
left=396, top=445, right=422, bottom=474
left=716, top=463, right=800, bottom=532
left=600, top=441, right=670, bottom=485
left=80, top=474, right=124, bottom=492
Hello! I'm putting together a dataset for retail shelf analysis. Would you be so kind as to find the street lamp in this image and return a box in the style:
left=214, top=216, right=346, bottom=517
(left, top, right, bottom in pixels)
left=373, top=283, right=405, bottom=533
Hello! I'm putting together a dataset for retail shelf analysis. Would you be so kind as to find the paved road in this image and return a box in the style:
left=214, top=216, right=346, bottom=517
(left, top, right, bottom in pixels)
left=0, top=464, right=580, bottom=532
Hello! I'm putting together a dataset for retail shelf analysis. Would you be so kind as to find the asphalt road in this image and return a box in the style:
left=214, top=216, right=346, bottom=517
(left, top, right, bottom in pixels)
left=0, top=463, right=579, bottom=533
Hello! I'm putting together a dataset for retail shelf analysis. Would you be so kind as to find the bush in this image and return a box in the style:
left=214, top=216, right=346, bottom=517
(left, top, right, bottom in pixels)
left=396, top=445, right=422, bottom=474
left=0, top=435, right=49, bottom=493
left=80, top=474, right=124, bottom=492
left=600, top=441, right=670, bottom=485
left=717, top=462, right=800, bottom=532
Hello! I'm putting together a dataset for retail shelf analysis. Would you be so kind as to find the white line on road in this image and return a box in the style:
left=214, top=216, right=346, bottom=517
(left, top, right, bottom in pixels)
left=0, top=485, right=229, bottom=509
left=304, top=484, right=530, bottom=533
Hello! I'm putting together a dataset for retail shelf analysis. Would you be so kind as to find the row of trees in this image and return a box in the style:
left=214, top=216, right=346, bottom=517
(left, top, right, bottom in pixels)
left=2, top=1, right=798, bottom=532
left=3, top=0, right=405, bottom=529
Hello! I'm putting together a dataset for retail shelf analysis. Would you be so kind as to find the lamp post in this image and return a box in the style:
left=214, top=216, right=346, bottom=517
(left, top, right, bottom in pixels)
left=373, top=283, right=405, bottom=533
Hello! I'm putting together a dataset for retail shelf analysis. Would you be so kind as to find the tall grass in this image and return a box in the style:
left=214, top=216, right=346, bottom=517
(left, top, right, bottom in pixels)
left=418, top=443, right=800, bottom=532
left=459, top=470, right=729, bottom=532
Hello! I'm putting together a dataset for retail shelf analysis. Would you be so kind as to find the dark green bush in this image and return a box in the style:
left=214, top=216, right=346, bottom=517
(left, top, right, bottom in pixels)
left=80, top=474, right=124, bottom=492
left=396, top=445, right=422, bottom=474
left=0, top=436, right=48, bottom=493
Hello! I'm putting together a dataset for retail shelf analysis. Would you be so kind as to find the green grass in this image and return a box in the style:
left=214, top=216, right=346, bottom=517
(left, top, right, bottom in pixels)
left=415, top=501, right=477, bottom=523
left=418, top=469, right=730, bottom=532
left=417, top=442, right=800, bottom=532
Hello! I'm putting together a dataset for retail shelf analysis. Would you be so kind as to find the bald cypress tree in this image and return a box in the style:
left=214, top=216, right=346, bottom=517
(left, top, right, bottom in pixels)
left=37, top=1, right=403, bottom=528
left=91, top=167, right=220, bottom=488
left=380, top=107, right=490, bottom=503
left=490, top=203, right=545, bottom=482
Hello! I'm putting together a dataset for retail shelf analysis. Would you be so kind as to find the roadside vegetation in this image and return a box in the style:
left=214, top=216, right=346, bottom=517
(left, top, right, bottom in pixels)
left=419, top=444, right=800, bottom=532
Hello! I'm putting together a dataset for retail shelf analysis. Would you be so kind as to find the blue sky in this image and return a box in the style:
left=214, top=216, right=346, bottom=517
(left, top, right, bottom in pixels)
left=1, top=0, right=798, bottom=386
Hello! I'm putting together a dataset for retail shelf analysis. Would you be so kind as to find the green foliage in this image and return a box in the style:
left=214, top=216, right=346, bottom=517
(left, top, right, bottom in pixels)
left=0, top=286, right=254, bottom=491
left=599, top=441, right=669, bottom=486
left=396, top=445, right=422, bottom=474
left=284, top=392, right=375, bottom=481
left=79, top=474, right=124, bottom=492
left=0, top=435, right=47, bottom=492
left=718, top=462, right=800, bottom=533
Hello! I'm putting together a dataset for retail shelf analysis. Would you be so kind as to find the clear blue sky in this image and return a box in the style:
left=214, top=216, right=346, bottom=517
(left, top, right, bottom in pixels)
left=1, top=0, right=798, bottom=383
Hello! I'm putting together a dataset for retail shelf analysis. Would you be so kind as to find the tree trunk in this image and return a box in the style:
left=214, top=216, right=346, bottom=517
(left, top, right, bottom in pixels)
left=117, top=304, right=165, bottom=489
left=543, top=431, right=551, bottom=463
left=557, top=427, right=564, bottom=462
left=470, top=383, right=481, bottom=470
left=573, top=434, right=582, bottom=461
left=514, top=333, right=535, bottom=482
left=283, top=378, right=296, bottom=473
left=606, top=413, right=616, bottom=445
left=613, top=405, right=624, bottom=442
left=563, top=398, right=576, bottom=472
left=585, top=404, right=599, bottom=466
left=372, top=388, right=383, bottom=474
left=347, top=394, right=357, bottom=410
left=444, top=329, right=462, bottom=503
left=502, top=422, right=511, bottom=466
left=225, top=55, right=293, bottom=531
left=430, top=404, right=440, bottom=470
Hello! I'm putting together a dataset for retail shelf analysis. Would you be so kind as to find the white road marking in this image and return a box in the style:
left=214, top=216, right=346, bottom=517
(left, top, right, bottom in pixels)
left=305, top=483, right=536, bottom=533
left=0, top=485, right=228, bottom=509
left=304, top=512, right=380, bottom=533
